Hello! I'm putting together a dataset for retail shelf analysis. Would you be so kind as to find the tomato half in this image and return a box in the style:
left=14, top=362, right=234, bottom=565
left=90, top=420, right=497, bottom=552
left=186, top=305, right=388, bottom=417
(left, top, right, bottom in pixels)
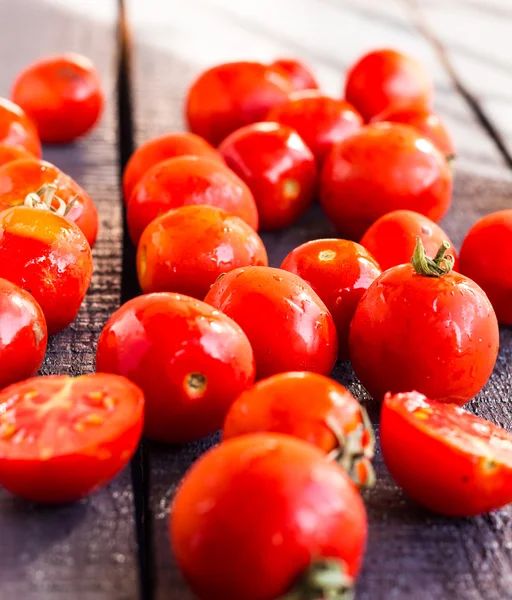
left=270, top=58, right=319, bottom=91
left=0, top=143, right=34, bottom=167
left=0, top=97, right=41, bottom=157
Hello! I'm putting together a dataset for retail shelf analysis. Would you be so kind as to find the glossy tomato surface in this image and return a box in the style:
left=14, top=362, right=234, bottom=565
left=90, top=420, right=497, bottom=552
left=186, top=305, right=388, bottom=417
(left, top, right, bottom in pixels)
left=0, top=97, right=41, bottom=157
left=11, top=53, right=104, bottom=143
left=270, top=58, right=319, bottom=91
left=219, top=122, right=317, bottom=230
left=281, top=239, right=381, bottom=359
left=0, top=207, right=93, bottom=335
left=204, top=266, right=338, bottom=379
left=171, top=433, right=367, bottom=600
left=381, top=392, right=512, bottom=516
left=0, top=143, right=34, bottom=166
left=320, top=123, right=452, bottom=240
left=0, top=374, right=144, bottom=503
left=96, top=293, right=255, bottom=443
left=127, top=156, right=258, bottom=245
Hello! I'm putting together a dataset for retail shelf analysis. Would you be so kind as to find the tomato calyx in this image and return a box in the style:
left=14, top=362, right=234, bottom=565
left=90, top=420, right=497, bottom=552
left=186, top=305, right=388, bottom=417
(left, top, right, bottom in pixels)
left=446, top=153, right=456, bottom=174
left=23, top=183, right=78, bottom=217
left=411, top=236, right=454, bottom=277
left=280, top=559, right=354, bottom=600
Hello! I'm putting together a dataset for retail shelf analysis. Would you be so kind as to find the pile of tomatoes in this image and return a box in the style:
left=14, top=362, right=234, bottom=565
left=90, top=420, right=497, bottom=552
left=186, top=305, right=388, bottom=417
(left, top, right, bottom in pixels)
left=0, top=46, right=511, bottom=600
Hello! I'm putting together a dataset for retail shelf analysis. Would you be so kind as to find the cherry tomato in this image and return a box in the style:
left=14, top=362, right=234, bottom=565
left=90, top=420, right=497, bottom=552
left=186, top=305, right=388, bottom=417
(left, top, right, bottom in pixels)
left=127, top=156, right=258, bottom=245
left=11, top=53, right=104, bottom=143
left=219, top=122, right=317, bottom=230
left=0, top=97, right=41, bottom=157
left=0, top=158, right=99, bottom=247
left=281, top=239, right=381, bottom=359
left=0, top=374, right=144, bottom=503
left=122, top=132, right=224, bottom=202
left=186, top=61, right=292, bottom=146
left=170, top=433, right=367, bottom=600
left=381, top=391, right=512, bottom=516
left=204, top=266, right=338, bottom=379
left=344, top=49, right=433, bottom=122
left=0, top=279, right=47, bottom=389
left=137, top=205, right=267, bottom=299
left=459, top=210, right=512, bottom=326
left=270, top=58, right=319, bottom=91
left=349, top=239, right=499, bottom=405
left=223, top=371, right=375, bottom=486
left=266, top=90, right=363, bottom=165
left=0, top=143, right=34, bottom=167
left=320, top=123, right=452, bottom=240
left=96, top=293, right=255, bottom=443
left=360, top=210, right=458, bottom=271
left=0, top=207, right=93, bottom=335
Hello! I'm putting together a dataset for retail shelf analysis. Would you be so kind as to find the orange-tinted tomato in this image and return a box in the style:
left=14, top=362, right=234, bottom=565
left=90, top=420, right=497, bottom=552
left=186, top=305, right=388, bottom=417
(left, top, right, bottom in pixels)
left=0, top=143, right=34, bottom=167
left=0, top=97, right=41, bottom=157
left=270, top=58, right=319, bottom=91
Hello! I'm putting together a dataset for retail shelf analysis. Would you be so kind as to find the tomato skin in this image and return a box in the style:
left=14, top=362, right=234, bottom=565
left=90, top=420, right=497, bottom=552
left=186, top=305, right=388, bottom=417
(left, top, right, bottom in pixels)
left=0, top=374, right=144, bottom=503
left=381, top=392, right=512, bottom=516
left=127, top=156, right=258, bottom=245
left=266, top=91, right=363, bottom=165
left=344, top=49, right=433, bottom=122
left=281, top=239, right=381, bottom=359
left=0, top=143, right=34, bottom=167
left=219, top=122, right=317, bottom=230
left=0, top=98, right=41, bottom=157
left=349, top=263, right=499, bottom=405
left=360, top=210, right=458, bottom=271
left=0, top=158, right=99, bottom=247
left=204, top=266, right=338, bottom=379
left=186, top=62, right=292, bottom=146
left=320, top=123, right=452, bottom=240
left=0, top=207, right=93, bottom=335
left=170, top=433, right=367, bottom=600
left=96, top=293, right=255, bottom=443
left=270, top=58, right=319, bottom=91
left=122, top=132, right=224, bottom=202
left=459, top=210, right=512, bottom=326
left=11, top=53, right=104, bottom=143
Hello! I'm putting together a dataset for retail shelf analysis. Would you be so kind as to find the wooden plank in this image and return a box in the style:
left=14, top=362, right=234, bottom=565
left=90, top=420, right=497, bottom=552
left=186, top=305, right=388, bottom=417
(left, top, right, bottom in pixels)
left=0, top=1, right=140, bottom=598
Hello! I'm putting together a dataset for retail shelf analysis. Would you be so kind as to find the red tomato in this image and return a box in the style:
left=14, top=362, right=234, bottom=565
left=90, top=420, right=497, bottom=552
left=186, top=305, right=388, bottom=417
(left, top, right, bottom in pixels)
left=11, top=53, right=104, bottom=143
left=381, top=392, right=512, bottom=516
left=344, top=49, right=433, bottom=122
left=137, top=205, right=267, bottom=299
left=360, top=210, right=458, bottom=271
left=270, top=58, right=319, bottom=91
left=204, top=266, right=338, bottom=379
left=0, top=279, right=47, bottom=389
left=0, top=374, right=144, bottom=503
left=459, top=210, right=512, bottom=326
left=122, top=132, right=224, bottom=202
left=219, top=122, right=317, bottom=230
left=96, top=293, right=255, bottom=443
left=281, top=239, right=381, bottom=359
left=0, top=158, right=99, bottom=247
left=127, top=156, right=258, bottom=245
left=266, top=90, right=363, bottom=165
left=320, top=123, right=452, bottom=240
left=186, top=62, right=292, bottom=145
left=171, top=433, right=367, bottom=600
left=349, top=239, right=499, bottom=404
left=223, top=372, right=375, bottom=486
left=0, top=97, right=41, bottom=157
left=0, top=143, right=34, bottom=167
left=0, top=207, right=93, bottom=335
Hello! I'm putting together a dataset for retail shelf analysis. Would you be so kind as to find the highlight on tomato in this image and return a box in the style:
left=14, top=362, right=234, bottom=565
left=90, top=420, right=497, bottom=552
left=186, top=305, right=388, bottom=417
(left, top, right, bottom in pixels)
left=270, top=58, right=319, bottom=91
left=0, top=97, right=41, bottom=157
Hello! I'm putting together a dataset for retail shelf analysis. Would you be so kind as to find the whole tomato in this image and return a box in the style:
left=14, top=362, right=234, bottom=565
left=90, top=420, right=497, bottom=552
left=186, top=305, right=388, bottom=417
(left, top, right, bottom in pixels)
left=11, top=53, right=104, bottom=143
left=0, top=143, right=34, bottom=167
left=459, top=210, right=512, bottom=326
left=0, top=278, right=47, bottom=389
left=360, top=210, right=457, bottom=271
left=186, top=61, right=292, bottom=145
left=349, top=238, right=499, bottom=404
left=122, top=132, right=224, bottom=202
left=204, top=266, right=338, bottom=379
left=137, top=205, right=268, bottom=299
left=170, top=433, right=367, bottom=600
left=223, top=371, right=375, bottom=486
left=0, top=207, right=93, bottom=335
left=0, top=158, right=99, bottom=247
left=381, top=392, right=512, bottom=516
left=281, top=239, right=381, bottom=359
left=219, top=122, right=317, bottom=230
left=0, top=97, right=41, bottom=157
left=270, top=58, right=319, bottom=91
left=266, top=90, right=363, bottom=165
left=127, top=156, right=258, bottom=245
left=320, top=123, right=452, bottom=240
left=344, top=49, right=433, bottom=122
left=96, top=293, right=255, bottom=443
